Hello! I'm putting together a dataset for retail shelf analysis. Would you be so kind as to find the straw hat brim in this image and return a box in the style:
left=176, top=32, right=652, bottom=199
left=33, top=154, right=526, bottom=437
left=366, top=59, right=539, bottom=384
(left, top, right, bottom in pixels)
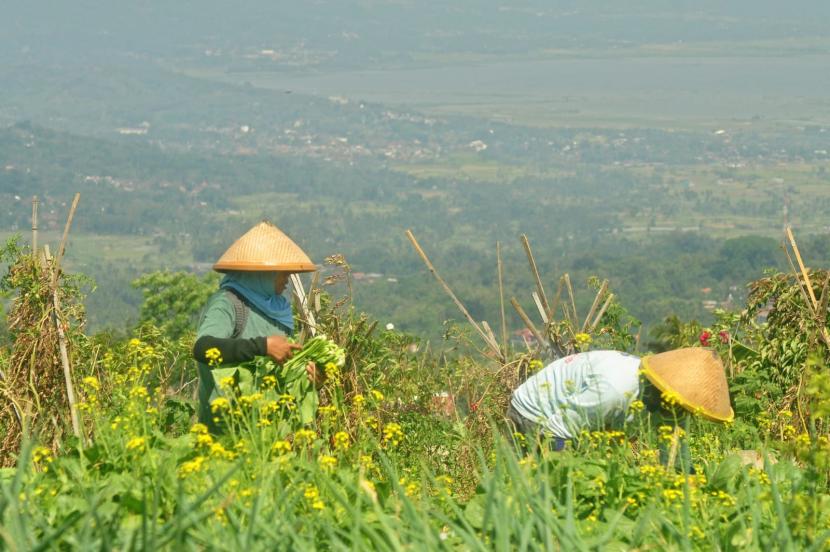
left=641, top=353, right=735, bottom=423
left=213, top=261, right=317, bottom=273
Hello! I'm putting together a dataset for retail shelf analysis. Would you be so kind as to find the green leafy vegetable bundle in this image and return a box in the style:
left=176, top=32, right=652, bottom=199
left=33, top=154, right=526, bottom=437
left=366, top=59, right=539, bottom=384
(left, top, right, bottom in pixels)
left=211, top=334, right=345, bottom=424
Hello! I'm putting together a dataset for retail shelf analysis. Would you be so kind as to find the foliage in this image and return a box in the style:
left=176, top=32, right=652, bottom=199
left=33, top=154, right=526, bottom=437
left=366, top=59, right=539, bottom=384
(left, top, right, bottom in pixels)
left=132, top=271, right=220, bottom=339
left=2, top=318, right=830, bottom=549
left=0, top=237, right=87, bottom=465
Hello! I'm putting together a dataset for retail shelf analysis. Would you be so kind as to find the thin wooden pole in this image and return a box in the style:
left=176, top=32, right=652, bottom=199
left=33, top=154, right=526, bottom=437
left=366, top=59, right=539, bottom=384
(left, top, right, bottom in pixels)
left=51, top=195, right=82, bottom=439
left=52, top=193, right=81, bottom=290
left=786, top=227, right=818, bottom=309
left=406, top=230, right=503, bottom=359
left=582, top=280, right=608, bottom=332
left=31, top=196, right=39, bottom=253
left=290, top=273, right=317, bottom=337
left=532, top=292, right=549, bottom=324
left=549, top=276, right=564, bottom=325
left=54, top=290, right=81, bottom=438
left=496, top=241, right=508, bottom=351
left=563, top=273, right=578, bottom=325
left=520, top=235, right=552, bottom=320
left=589, top=294, right=615, bottom=332
left=510, top=297, right=547, bottom=349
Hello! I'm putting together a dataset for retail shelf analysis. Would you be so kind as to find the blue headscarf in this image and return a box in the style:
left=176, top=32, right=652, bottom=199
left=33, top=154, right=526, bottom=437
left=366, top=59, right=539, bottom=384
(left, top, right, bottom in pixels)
left=220, top=272, right=294, bottom=332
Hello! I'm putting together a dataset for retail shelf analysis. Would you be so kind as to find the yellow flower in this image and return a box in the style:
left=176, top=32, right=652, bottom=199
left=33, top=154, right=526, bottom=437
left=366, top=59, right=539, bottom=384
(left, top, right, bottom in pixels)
left=658, top=425, right=685, bottom=442
left=661, top=390, right=681, bottom=407
left=210, top=442, right=235, bottom=460
left=294, top=429, right=317, bottom=446
left=399, top=477, right=419, bottom=497
left=628, top=400, right=645, bottom=413
left=382, top=422, right=404, bottom=447
left=205, top=347, right=223, bottom=366
left=318, top=454, right=337, bottom=472
left=324, top=362, right=341, bottom=384
left=796, top=433, right=811, bottom=447
left=712, top=490, right=736, bottom=508
left=126, top=436, right=146, bottom=451
left=211, top=397, right=231, bottom=413
left=179, top=456, right=206, bottom=478
left=272, top=440, right=292, bottom=455
left=304, top=484, right=325, bottom=509
left=128, top=338, right=142, bottom=349
left=278, top=394, right=296, bottom=410
left=333, top=431, right=350, bottom=451
left=529, top=359, right=543, bottom=371
left=190, top=423, right=209, bottom=435
left=574, top=333, right=592, bottom=348
left=662, top=488, right=683, bottom=502
left=129, top=386, right=149, bottom=400
left=218, top=376, right=235, bottom=390
left=196, top=433, right=214, bottom=448
left=82, top=376, right=100, bottom=391
left=238, top=393, right=264, bottom=407
left=352, top=394, right=366, bottom=408
left=32, top=447, right=53, bottom=464
left=370, top=389, right=384, bottom=402
left=360, top=454, right=376, bottom=471
left=318, top=405, right=336, bottom=417
left=261, top=375, right=277, bottom=389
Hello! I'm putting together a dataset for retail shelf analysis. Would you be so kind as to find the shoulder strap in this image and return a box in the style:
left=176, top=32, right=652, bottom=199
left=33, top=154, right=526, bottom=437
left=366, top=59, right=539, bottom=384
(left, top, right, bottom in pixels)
left=224, top=289, right=249, bottom=339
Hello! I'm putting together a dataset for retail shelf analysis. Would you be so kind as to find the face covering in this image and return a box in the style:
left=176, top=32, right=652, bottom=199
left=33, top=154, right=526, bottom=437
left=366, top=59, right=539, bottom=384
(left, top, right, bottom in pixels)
left=219, top=271, right=294, bottom=332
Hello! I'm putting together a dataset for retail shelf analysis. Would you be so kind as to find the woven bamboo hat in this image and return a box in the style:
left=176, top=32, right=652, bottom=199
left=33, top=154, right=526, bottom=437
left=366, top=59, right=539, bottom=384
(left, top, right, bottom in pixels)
left=640, top=347, right=734, bottom=422
left=213, top=221, right=316, bottom=272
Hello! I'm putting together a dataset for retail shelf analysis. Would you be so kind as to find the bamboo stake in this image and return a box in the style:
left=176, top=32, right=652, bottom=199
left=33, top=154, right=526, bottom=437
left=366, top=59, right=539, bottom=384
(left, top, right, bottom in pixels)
left=497, top=241, right=508, bottom=351
left=666, top=426, right=681, bottom=470
left=406, top=230, right=502, bottom=359
left=54, top=289, right=81, bottom=438
left=52, top=193, right=80, bottom=290
left=589, top=293, right=615, bottom=332
left=481, top=321, right=500, bottom=357
left=290, top=273, right=317, bottom=337
left=783, top=231, right=830, bottom=348
left=786, top=227, right=818, bottom=309
left=563, top=273, right=578, bottom=325
left=31, top=196, right=39, bottom=253
left=532, top=291, right=549, bottom=325
left=783, top=243, right=815, bottom=315
left=582, top=280, right=608, bottom=332
left=49, top=197, right=83, bottom=439
left=520, top=234, right=552, bottom=320
left=549, top=277, right=564, bottom=325
left=510, top=297, right=547, bottom=349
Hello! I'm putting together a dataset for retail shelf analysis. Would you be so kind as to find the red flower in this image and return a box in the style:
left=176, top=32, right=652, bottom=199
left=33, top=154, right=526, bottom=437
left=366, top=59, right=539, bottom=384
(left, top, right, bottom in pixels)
left=719, top=330, right=729, bottom=344
left=470, top=402, right=479, bottom=413
left=699, top=331, right=712, bottom=347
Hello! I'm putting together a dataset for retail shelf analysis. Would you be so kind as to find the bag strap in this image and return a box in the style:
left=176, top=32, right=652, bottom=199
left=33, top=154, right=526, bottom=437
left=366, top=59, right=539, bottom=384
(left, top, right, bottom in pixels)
left=224, top=289, right=250, bottom=339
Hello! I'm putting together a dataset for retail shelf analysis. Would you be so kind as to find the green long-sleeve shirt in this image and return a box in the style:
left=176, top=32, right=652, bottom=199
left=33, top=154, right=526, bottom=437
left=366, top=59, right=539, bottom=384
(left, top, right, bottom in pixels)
left=194, top=290, right=291, bottom=430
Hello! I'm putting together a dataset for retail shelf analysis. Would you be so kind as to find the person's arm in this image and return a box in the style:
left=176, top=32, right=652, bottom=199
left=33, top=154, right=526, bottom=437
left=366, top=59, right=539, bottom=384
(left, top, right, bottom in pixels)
left=193, top=293, right=265, bottom=365
left=192, top=294, right=301, bottom=365
left=193, top=335, right=267, bottom=365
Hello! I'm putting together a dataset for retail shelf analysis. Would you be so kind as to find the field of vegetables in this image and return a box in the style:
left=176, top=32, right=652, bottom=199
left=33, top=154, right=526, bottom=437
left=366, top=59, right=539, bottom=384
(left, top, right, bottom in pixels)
left=2, top=246, right=830, bottom=550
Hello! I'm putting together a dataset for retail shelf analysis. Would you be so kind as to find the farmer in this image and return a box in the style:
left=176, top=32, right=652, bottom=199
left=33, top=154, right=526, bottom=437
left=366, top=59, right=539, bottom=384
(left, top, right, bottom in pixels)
left=506, top=348, right=733, bottom=463
left=192, top=221, right=318, bottom=431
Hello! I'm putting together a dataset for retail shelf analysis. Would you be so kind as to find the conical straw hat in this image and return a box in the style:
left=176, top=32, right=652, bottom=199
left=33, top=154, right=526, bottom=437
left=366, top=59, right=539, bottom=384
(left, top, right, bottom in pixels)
left=213, top=221, right=316, bottom=272
left=640, top=348, right=734, bottom=422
